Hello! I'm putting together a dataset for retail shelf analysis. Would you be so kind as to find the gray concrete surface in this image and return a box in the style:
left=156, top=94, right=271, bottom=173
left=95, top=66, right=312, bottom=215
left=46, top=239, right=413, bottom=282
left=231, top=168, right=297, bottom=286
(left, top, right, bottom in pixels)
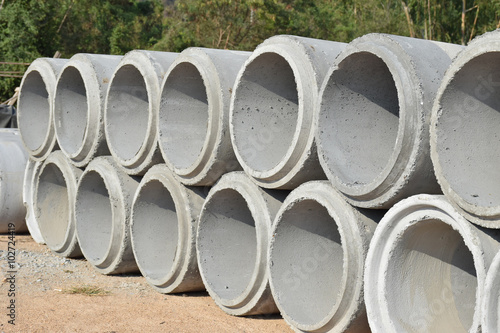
left=23, top=158, right=45, bottom=244
left=483, top=249, right=500, bottom=333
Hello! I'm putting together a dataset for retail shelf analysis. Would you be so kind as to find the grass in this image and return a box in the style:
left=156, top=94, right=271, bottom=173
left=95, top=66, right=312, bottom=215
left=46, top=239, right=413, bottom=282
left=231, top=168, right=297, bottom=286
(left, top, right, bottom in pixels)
left=62, top=285, right=111, bottom=296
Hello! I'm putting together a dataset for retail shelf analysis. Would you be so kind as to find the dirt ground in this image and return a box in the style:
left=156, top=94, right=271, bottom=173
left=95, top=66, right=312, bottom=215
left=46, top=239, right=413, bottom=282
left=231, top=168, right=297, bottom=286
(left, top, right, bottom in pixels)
left=0, top=234, right=291, bottom=333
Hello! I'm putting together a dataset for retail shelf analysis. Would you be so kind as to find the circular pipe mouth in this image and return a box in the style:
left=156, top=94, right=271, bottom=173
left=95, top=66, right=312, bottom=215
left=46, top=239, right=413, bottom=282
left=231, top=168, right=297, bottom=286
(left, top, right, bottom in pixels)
left=75, top=170, right=112, bottom=263
left=106, top=64, right=150, bottom=162
left=54, top=66, right=88, bottom=156
left=197, top=188, right=258, bottom=302
left=159, top=62, right=209, bottom=170
left=270, top=199, right=344, bottom=328
left=231, top=52, right=299, bottom=173
left=434, top=52, right=500, bottom=211
left=132, top=179, right=179, bottom=281
left=18, top=71, right=51, bottom=152
left=318, top=51, right=400, bottom=188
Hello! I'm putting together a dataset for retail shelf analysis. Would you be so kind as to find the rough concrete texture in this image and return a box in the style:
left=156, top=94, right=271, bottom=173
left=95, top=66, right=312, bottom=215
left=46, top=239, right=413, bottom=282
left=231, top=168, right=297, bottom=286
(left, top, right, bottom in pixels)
left=269, top=180, right=383, bottom=332
left=158, top=47, right=250, bottom=185
left=230, top=35, right=346, bottom=189
left=131, top=164, right=206, bottom=293
left=75, top=156, right=139, bottom=274
left=105, top=50, right=178, bottom=175
left=364, top=194, right=500, bottom=333
left=482, top=250, right=500, bottom=332
left=196, top=171, right=288, bottom=315
left=317, top=33, right=464, bottom=209
left=430, top=30, right=500, bottom=228
left=18, top=58, right=67, bottom=161
left=34, top=151, right=82, bottom=257
left=54, top=54, right=122, bottom=167
left=0, top=129, right=29, bottom=233
left=23, top=158, right=45, bottom=244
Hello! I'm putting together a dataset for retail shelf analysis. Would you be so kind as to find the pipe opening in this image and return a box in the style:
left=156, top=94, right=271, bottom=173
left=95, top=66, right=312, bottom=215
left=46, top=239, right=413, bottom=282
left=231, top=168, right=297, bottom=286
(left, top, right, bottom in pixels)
left=436, top=52, right=500, bottom=208
left=232, top=53, right=299, bottom=172
left=160, top=62, right=209, bottom=170
left=76, top=171, right=113, bottom=262
left=319, top=52, right=399, bottom=186
left=106, top=65, right=149, bottom=161
left=386, top=219, right=476, bottom=332
left=36, top=163, right=69, bottom=249
left=19, top=71, right=50, bottom=151
left=54, top=66, right=88, bottom=155
left=132, top=179, right=178, bottom=281
left=270, top=199, right=343, bottom=327
left=198, top=189, right=257, bottom=300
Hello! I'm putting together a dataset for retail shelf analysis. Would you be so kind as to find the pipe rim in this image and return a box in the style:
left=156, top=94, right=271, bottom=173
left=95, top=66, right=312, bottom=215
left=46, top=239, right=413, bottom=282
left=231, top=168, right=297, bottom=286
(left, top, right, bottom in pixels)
left=482, top=250, right=500, bottom=332
left=23, top=159, right=45, bottom=244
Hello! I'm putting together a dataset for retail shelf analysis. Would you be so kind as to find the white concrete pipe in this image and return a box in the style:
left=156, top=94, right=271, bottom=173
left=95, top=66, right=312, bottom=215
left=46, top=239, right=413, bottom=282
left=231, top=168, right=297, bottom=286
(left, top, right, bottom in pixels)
left=105, top=50, right=178, bottom=175
left=54, top=54, right=122, bottom=167
left=75, top=156, right=139, bottom=274
left=23, top=158, right=45, bottom=244
left=0, top=129, right=28, bottom=233
left=483, top=250, right=500, bottom=333
left=317, top=34, right=464, bottom=209
left=268, top=181, right=383, bottom=333
left=230, top=35, right=346, bottom=189
left=158, top=47, right=250, bottom=185
left=34, top=151, right=82, bottom=257
left=430, top=30, right=500, bottom=228
left=196, top=171, right=287, bottom=315
left=364, top=194, right=500, bottom=333
left=131, top=164, right=205, bottom=293
left=18, top=58, right=67, bottom=160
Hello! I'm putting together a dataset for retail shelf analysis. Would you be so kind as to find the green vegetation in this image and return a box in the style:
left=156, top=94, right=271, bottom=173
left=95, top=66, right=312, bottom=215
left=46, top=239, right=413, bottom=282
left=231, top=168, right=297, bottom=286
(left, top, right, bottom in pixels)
left=1, top=0, right=499, bottom=101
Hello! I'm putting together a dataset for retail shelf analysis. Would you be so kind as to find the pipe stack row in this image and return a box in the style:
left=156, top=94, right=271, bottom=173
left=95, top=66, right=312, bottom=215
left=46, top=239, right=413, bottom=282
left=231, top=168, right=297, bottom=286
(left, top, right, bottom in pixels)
left=14, top=29, right=500, bottom=332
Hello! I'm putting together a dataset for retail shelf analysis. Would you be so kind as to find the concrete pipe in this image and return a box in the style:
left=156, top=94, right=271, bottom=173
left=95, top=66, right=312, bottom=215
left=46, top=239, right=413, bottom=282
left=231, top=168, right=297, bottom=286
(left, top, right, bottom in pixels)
left=317, top=34, right=464, bottom=209
left=196, top=171, right=287, bottom=315
left=75, top=156, right=139, bottom=274
left=364, top=194, right=500, bottom=333
left=483, top=250, right=500, bottom=332
left=54, top=54, right=122, bottom=167
left=23, top=158, right=45, bottom=244
left=34, top=151, right=82, bottom=257
left=105, top=50, right=178, bottom=175
left=430, top=30, right=500, bottom=228
left=230, top=35, right=346, bottom=189
left=158, top=48, right=250, bottom=185
left=131, top=164, right=205, bottom=293
left=269, top=181, right=383, bottom=333
left=18, top=58, right=67, bottom=160
left=0, top=129, right=28, bottom=233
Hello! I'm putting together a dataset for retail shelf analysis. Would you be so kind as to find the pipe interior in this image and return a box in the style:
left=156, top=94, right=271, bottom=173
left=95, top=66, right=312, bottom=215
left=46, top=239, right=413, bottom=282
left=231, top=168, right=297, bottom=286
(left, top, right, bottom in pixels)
left=36, top=163, right=70, bottom=249
left=76, top=171, right=113, bottom=263
left=132, top=179, right=179, bottom=281
left=270, top=199, right=343, bottom=327
left=18, top=71, right=51, bottom=151
left=198, top=189, right=257, bottom=300
left=159, top=62, right=209, bottom=170
left=106, top=65, right=149, bottom=161
left=319, top=52, right=400, bottom=186
left=231, top=52, right=299, bottom=172
left=386, top=219, right=477, bottom=333
left=54, top=66, right=88, bottom=155
left=436, top=52, right=500, bottom=208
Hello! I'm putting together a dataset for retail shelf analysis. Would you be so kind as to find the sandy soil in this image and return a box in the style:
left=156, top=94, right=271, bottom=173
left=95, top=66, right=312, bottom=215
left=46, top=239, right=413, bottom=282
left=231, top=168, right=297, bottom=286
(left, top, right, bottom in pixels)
left=0, top=234, right=291, bottom=332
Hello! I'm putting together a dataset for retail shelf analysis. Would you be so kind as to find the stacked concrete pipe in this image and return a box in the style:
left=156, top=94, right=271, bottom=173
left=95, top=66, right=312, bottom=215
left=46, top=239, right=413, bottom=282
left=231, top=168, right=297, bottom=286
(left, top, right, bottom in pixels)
left=316, top=34, right=464, bottom=208
left=104, top=50, right=178, bottom=175
left=131, top=164, right=205, bottom=293
left=75, top=156, right=139, bottom=274
left=269, top=181, right=383, bottom=332
left=34, top=151, right=82, bottom=257
left=430, top=30, right=500, bottom=228
left=158, top=48, right=250, bottom=185
left=17, top=58, right=67, bottom=160
left=54, top=54, right=122, bottom=167
left=196, top=171, right=287, bottom=315
left=483, top=250, right=500, bottom=332
left=0, top=129, right=29, bottom=233
left=23, top=159, right=45, bottom=244
left=365, top=194, right=500, bottom=333
left=230, top=35, right=346, bottom=189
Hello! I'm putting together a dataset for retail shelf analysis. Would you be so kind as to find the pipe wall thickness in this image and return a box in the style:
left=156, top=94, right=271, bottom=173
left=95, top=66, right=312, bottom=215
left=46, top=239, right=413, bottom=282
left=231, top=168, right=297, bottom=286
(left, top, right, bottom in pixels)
left=23, top=158, right=45, bottom=243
